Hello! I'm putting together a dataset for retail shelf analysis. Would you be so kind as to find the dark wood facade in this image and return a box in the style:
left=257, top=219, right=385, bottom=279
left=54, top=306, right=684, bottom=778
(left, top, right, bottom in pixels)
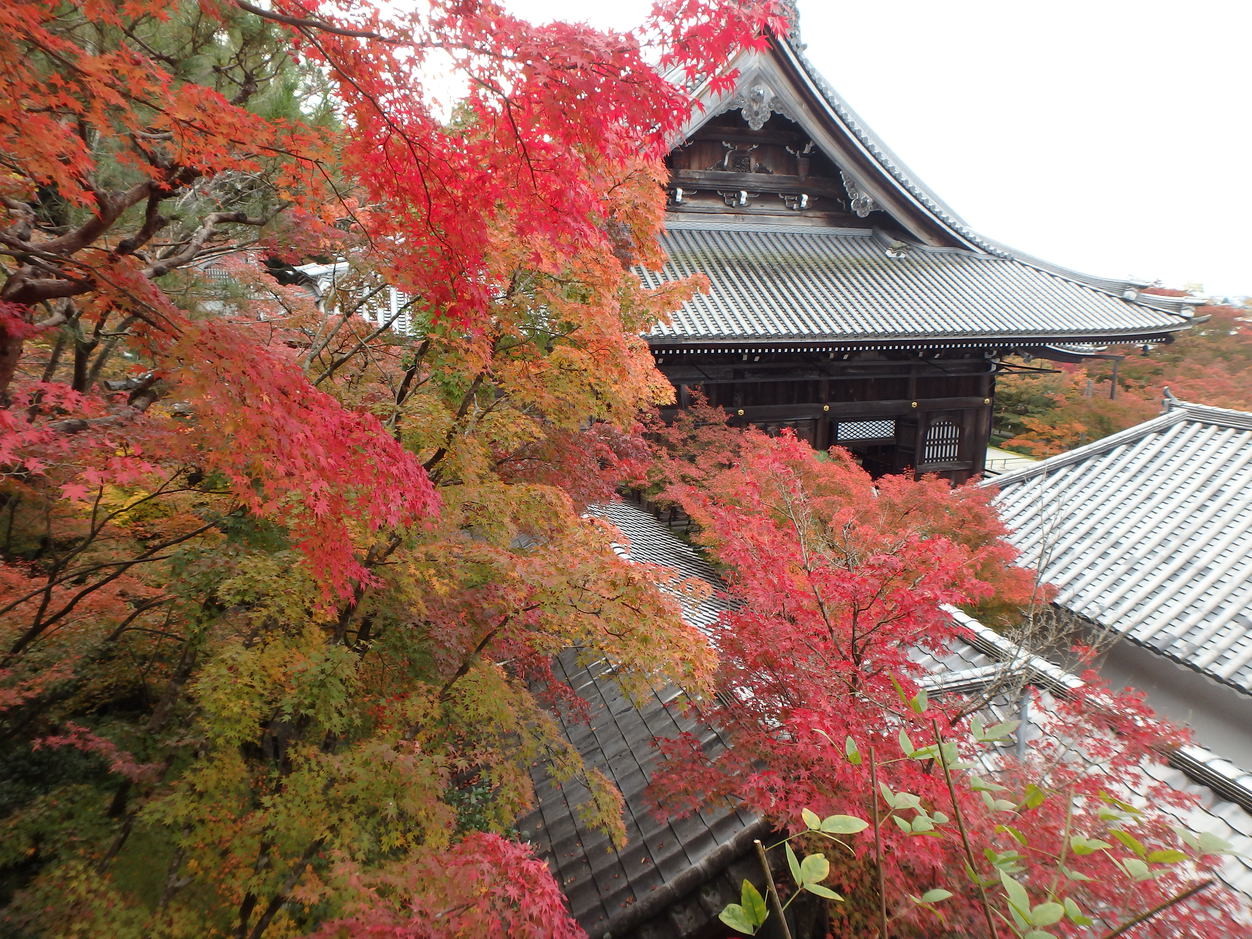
left=666, top=110, right=868, bottom=227
left=654, top=101, right=998, bottom=482
left=657, top=349, right=995, bottom=480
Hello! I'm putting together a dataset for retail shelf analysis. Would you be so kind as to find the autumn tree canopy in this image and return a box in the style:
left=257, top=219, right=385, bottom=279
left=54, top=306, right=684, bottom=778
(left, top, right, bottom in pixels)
left=996, top=302, right=1252, bottom=456
left=0, top=1, right=781, bottom=934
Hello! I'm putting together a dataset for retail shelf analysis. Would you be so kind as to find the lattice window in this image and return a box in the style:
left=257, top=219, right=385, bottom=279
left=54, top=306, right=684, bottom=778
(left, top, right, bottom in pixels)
left=353, top=286, right=413, bottom=334
left=924, top=418, right=961, bottom=463
left=835, top=419, right=895, bottom=442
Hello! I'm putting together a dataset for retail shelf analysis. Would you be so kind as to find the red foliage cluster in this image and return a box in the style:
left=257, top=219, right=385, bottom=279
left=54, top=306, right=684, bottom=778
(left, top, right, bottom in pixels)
left=645, top=410, right=1240, bottom=934
left=0, top=2, right=793, bottom=936
left=308, top=832, right=584, bottom=939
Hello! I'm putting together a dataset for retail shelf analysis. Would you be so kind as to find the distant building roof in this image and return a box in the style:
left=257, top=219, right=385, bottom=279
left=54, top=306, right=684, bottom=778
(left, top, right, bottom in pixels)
left=936, top=609, right=1252, bottom=905
left=643, top=220, right=1190, bottom=350
left=987, top=400, right=1252, bottom=694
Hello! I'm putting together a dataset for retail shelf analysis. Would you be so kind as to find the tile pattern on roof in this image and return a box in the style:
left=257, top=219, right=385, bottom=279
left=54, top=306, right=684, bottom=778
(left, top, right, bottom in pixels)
left=517, top=649, right=758, bottom=936
left=593, top=500, right=731, bottom=635
left=644, top=222, right=1187, bottom=346
left=518, top=503, right=749, bottom=936
left=988, top=403, right=1252, bottom=694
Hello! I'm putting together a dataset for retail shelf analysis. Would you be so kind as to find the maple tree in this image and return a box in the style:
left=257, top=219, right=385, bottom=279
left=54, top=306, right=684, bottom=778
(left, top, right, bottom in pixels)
left=997, top=302, right=1252, bottom=456
left=644, top=411, right=1242, bottom=936
left=0, top=0, right=784, bottom=935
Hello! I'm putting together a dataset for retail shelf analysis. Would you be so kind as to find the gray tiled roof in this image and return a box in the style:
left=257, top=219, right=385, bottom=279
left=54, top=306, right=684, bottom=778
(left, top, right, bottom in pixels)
left=517, top=649, right=761, bottom=937
left=644, top=221, right=1189, bottom=347
left=987, top=401, right=1252, bottom=694
left=517, top=504, right=752, bottom=937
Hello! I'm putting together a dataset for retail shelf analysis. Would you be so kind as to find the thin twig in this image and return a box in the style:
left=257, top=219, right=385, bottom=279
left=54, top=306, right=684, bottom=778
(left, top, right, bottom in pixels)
left=1100, top=879, right=1214, bottom=938
left=234, top=0, right=398, bottom=42
left=753, top=839, right=793, bottom=939
left=932, top=718, right=999, bottom=938
left=868, top=747, right=889, bottom=938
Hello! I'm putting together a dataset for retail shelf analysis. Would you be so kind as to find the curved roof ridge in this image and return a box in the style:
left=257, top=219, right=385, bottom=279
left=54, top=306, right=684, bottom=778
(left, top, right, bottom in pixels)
left=775, top=36, right=1193, bottom=316
left=776, top=38, right=992, bottom=251
left=1170, top=399, right=1252, bottom=430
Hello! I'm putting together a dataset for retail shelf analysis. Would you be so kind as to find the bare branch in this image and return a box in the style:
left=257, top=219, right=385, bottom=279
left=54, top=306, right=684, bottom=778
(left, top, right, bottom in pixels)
left=233, top=0, right=399, bottom=43
left=146, top=210, right=270, bottom=278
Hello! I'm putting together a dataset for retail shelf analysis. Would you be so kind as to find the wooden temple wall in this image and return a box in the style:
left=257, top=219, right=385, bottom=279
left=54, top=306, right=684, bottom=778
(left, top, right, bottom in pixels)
left=656, top=353, right=995, bottom=484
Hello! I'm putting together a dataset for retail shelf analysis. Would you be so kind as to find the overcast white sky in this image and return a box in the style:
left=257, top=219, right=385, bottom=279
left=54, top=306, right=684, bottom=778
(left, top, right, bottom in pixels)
left=500, top=0, right=1252, bottom=297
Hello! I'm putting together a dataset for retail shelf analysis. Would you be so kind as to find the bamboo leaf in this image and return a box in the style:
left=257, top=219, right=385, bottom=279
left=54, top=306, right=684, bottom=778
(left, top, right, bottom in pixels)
left=741, top=880, right=767, bottom=925
left=820, top=814, right=869, bottom=835
left=1031, top=902, right=1065, bottom=927
left=785, top=842, right=801, bottom=886
left=799, top=853, right=830, bottom=884
left=803, top=882, right=844, bottom=901
left=719, top=903, right=757, bottom=934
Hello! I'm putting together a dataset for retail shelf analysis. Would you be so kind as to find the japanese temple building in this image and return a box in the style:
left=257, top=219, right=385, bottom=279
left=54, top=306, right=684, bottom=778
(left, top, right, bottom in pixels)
left=642, top=18, right=1195, bottom=482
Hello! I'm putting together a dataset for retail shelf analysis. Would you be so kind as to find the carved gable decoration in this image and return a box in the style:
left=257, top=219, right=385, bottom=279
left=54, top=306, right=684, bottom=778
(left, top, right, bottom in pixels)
left=714, top=78, right=796, bottom=131
left=667, top=101, right=853, bottom=219
left=840, top=171, right=876, bottom=218
left=666, top=38, right=980, bottom=248
left=706, top=142, right=773, bottom=175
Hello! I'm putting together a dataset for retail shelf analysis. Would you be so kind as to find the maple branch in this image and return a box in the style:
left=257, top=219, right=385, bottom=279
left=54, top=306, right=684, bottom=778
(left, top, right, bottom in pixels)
left=468, top=76, right=539, bottom=191
left=778, top=481, right=849, bottom=661
left=243, top=838, right=327, bottom=939
left=387, top=338, right=431, bottom=436
left=285, top=26, right=446, bottom=248
left=438, top=606, right=540, bottom=703
left=311, top=295, right=417, bottom=386
left=234, top=0, right=398, bottom=43
left=423, top=368, right=490, bottom=478
left=115, top=188, right=171, bottom=257
left=42, top=182, right=154, bottom=255
left=1100, top=879, right=1214, bottom=938
left=303, top=284, right=390, bottom=368
left=2, top=520, right=217, bottom=664
left=146, top=210, right=271, bottom=279
left=85, top=315, right=142, bottom=389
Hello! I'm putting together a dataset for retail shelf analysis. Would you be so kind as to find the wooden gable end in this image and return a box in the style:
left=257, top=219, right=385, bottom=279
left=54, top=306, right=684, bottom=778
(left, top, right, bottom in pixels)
left=667, top=109, right=869, bottom=226
left=667, top=39, right=975, bottom=249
